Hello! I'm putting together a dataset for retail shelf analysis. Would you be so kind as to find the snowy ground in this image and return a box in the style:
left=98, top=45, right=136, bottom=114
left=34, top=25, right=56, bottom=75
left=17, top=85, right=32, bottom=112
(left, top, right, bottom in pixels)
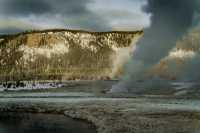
left=0, top=80, right=116, bottom=93
left=1, top=80, right=200, bottom=132
left=0, top=95, right=200, bottom=133
left=0, top=82, right=65, bottom=91
left=0, top=92, right=95, bottom=98
left=1, top=81, right=200, bottom=98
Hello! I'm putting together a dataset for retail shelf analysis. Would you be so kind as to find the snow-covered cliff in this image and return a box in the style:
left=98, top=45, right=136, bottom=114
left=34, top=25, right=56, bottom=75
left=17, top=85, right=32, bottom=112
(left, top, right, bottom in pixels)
left=0, top=29, right=143, bottom=81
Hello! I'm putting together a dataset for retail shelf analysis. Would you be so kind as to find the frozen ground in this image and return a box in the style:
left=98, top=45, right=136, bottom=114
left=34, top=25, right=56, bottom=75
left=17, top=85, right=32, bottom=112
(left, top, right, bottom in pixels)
left=0, top=80, right=116, bottom=94
left=1, top=80, right=200, bottom=133
left=0, top=92, right=95, bottom=98
left=1, top=81, right=200, bottom=98
left=0, top=95, right=200, bottom=133
left=0, top=82, right=65, bottom=91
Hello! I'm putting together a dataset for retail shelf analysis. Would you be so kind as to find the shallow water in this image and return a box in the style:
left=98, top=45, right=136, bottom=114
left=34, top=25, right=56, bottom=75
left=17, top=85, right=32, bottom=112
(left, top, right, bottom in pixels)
left=0, top=112, right=97, bottom=133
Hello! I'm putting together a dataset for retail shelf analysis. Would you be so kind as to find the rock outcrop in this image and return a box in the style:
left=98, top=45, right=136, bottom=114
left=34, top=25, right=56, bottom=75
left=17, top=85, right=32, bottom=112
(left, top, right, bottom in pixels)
left=0, top=29, right=143, bottom=81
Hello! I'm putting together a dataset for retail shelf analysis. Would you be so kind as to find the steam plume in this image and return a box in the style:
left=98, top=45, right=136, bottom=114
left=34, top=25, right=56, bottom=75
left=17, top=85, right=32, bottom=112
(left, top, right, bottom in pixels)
left=111, top=0, right=200, bottom=93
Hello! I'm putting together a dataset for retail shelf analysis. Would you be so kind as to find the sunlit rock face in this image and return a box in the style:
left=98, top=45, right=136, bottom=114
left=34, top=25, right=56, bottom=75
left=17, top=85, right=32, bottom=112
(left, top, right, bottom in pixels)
left=0, top=29, right=143, bottom=81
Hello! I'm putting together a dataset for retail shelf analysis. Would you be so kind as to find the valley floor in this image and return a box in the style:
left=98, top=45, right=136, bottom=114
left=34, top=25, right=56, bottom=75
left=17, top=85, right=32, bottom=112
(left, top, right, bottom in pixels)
left=0, top=92, right=200, bottom=133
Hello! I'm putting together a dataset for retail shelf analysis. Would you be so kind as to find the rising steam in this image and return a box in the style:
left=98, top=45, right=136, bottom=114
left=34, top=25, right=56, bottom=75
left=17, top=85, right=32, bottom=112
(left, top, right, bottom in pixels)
left=111, top=0, right=200, bottom=93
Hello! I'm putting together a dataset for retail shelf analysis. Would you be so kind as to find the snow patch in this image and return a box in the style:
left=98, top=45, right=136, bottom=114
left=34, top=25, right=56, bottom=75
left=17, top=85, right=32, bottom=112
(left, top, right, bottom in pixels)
left=168, top=49, right=196, bottom=59
left=0, top=82, right=65, bottom=92
left=171, top=82, right=196, bottom=90
left=19, top=43, right=69, bottom=63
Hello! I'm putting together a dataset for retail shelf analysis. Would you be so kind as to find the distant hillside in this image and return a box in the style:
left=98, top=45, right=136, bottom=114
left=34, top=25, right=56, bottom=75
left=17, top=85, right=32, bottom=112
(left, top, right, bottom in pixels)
left=0, top=29, right=143, bottom=81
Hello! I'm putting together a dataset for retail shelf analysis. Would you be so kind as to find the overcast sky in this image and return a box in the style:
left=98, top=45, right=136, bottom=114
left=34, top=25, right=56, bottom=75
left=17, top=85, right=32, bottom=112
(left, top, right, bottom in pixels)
left=0, top=0, right=150, bottom=34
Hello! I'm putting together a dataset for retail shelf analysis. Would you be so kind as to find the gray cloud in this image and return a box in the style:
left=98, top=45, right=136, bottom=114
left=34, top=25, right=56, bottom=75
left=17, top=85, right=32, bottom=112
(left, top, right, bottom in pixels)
left=0, top=28, right=23, bottom=35
left=0, top=0, right=111, bottom=33
left=50, top=0, right=91, bottom=15
left=0, top=0, right=149, bottom=34
left=0, top=0, right=91, bottom=16
left=0, top=0, right=51, bottom=15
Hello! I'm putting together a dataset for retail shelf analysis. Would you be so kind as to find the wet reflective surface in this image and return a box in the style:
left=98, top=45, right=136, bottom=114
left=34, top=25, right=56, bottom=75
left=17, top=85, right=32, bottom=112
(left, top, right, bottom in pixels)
left=0, top=112, right=97, bottom=133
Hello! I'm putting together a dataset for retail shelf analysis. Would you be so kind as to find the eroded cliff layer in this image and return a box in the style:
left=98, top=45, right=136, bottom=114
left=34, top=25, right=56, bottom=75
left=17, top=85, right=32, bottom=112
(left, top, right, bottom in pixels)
left=0, top=29, right=143, bottom=81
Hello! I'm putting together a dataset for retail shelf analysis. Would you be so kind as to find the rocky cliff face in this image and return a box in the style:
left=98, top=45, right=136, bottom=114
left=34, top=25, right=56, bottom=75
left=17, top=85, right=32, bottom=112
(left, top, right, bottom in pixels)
left=0, top=29, right=143, bottom=81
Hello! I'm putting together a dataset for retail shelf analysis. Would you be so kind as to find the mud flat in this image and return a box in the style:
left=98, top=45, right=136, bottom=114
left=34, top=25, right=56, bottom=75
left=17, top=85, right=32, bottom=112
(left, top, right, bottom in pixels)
left=0, top=112, right=96, bottom=133
left=0, top=97, right=200, bottom=133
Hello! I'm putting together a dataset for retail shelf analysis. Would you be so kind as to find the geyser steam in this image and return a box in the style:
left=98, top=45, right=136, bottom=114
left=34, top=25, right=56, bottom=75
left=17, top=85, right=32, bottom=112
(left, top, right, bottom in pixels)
left=111, top=0, right=200, bottom=93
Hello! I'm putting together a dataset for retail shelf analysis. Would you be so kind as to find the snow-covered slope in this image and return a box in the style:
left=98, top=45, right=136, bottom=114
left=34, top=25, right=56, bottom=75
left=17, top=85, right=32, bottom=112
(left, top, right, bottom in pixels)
left=0, top=29, right=143, bottom=81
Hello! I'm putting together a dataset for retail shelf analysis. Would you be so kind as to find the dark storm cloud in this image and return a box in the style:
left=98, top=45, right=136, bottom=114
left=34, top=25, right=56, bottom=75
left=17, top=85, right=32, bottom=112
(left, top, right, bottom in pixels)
left=0, top=28, right=23, bottom=35
left=0, top=0, right=150, bottom=33
left=0, top=0, right=90, bottom=16
left=0, top=0, right=110, bottom=32
left=51, top=0, right=91, bottom=15
left=0, top=0, right=51, bottom=15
